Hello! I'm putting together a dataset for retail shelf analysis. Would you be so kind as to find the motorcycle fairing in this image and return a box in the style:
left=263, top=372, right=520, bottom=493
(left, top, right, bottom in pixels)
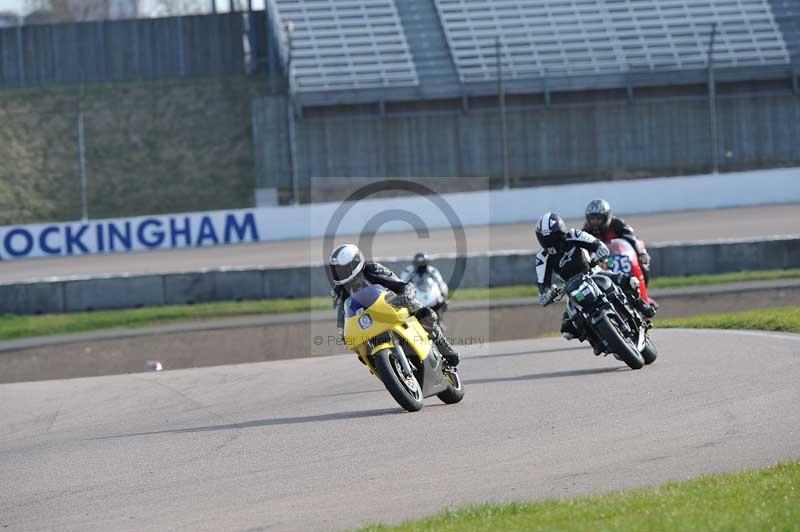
left=343, top=286, right=433, bottom=366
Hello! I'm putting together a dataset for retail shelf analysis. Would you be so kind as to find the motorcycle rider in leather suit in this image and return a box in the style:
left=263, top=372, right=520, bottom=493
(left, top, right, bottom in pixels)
left=400, top=252, right=449, bottom=314
left=582, top=199, right=652, bottom=284
left=535, top=212, right=656, bottom=353
left=329, top=244, right=460, bottom=367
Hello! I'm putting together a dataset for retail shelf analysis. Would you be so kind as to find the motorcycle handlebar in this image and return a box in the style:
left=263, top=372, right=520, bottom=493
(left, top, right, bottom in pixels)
left=553, top=286, right=565, bottom=302
left=542, top=254, right=606, bottom=307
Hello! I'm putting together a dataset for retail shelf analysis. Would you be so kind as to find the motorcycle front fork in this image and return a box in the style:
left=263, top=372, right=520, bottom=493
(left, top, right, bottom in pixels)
left=606, top=292, right=641, bottom=334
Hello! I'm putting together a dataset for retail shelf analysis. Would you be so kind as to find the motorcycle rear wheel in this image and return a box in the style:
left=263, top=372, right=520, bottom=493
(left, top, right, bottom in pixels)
left=437, top=368, right=465, bottom=404
left=641, top=337, right=658, bottom=365
left=595, top=316, right=645, bottom=370
left=373, top=349, right=424, bottom=412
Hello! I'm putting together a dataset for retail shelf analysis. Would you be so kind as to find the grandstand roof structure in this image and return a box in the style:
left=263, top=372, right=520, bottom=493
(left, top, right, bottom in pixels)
left=264, top=0, right=800, bottom=107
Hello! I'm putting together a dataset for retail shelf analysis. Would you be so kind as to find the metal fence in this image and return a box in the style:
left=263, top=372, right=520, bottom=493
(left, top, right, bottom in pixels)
left=253, top=68, right=800, bottom=205
left=0, top=11, right=276, bottom=89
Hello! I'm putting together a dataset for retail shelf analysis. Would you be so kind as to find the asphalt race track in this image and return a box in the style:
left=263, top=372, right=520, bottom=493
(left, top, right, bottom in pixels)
left=1, top=329, right=798, bottom=531
left=0, top=204, right=798, bottom=283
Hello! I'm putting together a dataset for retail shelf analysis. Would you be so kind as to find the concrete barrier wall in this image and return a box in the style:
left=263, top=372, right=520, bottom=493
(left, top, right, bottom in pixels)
left=3, top=167, right=800, bottom=263
left=648, top=236, right=800, bottom=277
left=1, top=236, right=797, bottom=315
left=257, top=167, right=800, bottom=239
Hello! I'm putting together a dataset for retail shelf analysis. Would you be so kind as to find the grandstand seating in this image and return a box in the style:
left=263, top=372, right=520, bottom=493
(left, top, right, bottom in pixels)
left=263, top=0, right=798, bottom=103
left=433, top=0, right=791, bottom=82
left=393, top=0, right=462, bottom=98
left=769, top=0, right=800, bottom=63
left=265, top=0, right=419, bottom=92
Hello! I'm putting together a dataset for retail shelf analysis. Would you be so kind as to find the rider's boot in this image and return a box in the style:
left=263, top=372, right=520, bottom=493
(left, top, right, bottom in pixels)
left=634, top=298, right=656, bottom=319
left=623, top=275, right=656, bottom=319
left=560, top=316, right=580, bottom=341
left=431, top=324, right=460, bottom=367
left=564, top=313, right=604, bottom=355
left=588, top=339, right=604, bottom=356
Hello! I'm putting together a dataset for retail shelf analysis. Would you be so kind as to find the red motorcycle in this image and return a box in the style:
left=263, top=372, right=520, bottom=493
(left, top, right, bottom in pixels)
left=602, top=238, right=657, bottom=308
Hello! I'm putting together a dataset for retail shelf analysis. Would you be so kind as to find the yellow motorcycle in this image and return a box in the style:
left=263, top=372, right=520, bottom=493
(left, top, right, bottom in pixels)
left=343, top=284, right=464, bottom=412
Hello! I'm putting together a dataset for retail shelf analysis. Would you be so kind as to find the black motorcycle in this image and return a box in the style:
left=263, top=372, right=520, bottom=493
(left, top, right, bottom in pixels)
left=544, top=264, right=657, bottom=370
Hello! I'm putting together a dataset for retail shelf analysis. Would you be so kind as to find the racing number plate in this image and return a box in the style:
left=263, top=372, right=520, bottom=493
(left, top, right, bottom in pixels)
left=358, top=314, right=373, bottom=329
left=610, top=254, right=632, bottom=273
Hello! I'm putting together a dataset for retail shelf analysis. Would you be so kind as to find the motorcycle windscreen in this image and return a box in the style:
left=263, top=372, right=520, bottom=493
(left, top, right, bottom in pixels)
left=344, top=285, right=386, bottom=318
left=607, top=238, right=636, bottom=257
left=605, top=238, right=638, bottom=274
left=565, top=275, right=588, bottom=294
left=566, top=275, right=601, bottom=306
left=415, top=277, right=441, bottom=307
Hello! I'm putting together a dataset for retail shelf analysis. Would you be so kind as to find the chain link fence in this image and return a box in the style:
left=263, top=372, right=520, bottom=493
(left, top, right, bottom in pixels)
left=254, top=68, right=800, bottom=207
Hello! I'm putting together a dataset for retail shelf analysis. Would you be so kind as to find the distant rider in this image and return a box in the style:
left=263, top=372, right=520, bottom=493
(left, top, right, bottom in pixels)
left=535, top=212, right=655, bottom=352
left=400, top=252, right=449, bottom=314
left=329, top=244, right=460, bottom=367
left=582, top=199, right=652, bottom=284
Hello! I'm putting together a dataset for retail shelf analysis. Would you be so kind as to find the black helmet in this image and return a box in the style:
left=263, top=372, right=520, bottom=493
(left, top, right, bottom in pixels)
left=585, top=199, right=611, bottom=232
left=413, top=252, right=429, bottom=272
left=329, top=244, right=365, bottom=286
left=535, top=212, right=567, bottom=252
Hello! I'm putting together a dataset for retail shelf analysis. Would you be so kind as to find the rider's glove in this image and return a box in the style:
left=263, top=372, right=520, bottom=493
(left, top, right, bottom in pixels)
left=639, top=253, right=651, bottom=269
left=539, top=291, right=553, bottom=306
left=403, top=282, right=417, bottom=301
left=595, top=243, right=610, bottom=260
left=330, top=288, right=339, bottom=307
left=395, top=283, right=424, bottom=313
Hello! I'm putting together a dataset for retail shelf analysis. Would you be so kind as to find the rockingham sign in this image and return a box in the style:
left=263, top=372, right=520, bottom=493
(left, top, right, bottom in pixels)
left=0, top=210, right=260, bottom=260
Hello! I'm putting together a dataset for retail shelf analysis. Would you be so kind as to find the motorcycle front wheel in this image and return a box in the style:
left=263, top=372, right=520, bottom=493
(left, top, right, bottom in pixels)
left=595, top=316, right=645, bottom=370
left=373, top=349, right=424, bottom=412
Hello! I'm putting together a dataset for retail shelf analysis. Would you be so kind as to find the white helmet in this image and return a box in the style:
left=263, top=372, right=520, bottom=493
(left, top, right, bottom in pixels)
left=329, top=244, right=365, bottom=286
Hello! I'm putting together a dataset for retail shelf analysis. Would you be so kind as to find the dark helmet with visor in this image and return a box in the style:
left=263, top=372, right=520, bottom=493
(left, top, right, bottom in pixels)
left=585, top=199, right=612, bottom=232
left=535, top=212, right=567, bottom=253
left=413, top=252, right=429, bottom=273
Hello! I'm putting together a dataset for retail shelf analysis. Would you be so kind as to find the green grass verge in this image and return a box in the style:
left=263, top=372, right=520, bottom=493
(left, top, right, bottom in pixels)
left=360, top=461, right=800, bottom=531
left=656, top=306, right=800, bottom=334
left=647, top=268, right=800, bottom=289
left=0, top=268, right=797, bottom=342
